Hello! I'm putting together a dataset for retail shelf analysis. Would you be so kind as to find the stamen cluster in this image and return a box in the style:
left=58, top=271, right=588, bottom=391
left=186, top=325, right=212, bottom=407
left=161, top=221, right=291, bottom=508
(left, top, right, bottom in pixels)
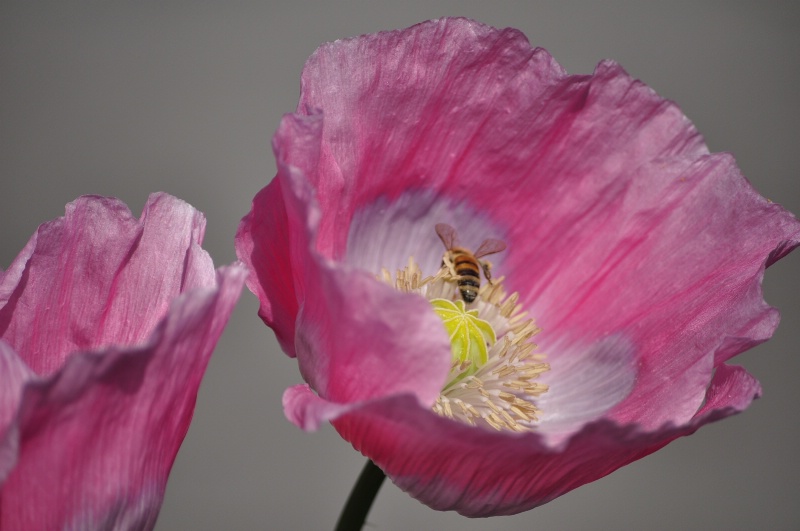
left=380, top=258, right=549, bottom=432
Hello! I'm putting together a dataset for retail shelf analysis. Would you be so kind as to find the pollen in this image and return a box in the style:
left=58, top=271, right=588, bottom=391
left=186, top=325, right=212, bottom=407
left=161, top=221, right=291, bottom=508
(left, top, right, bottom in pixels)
left=380, top=257, right=550, bottom=432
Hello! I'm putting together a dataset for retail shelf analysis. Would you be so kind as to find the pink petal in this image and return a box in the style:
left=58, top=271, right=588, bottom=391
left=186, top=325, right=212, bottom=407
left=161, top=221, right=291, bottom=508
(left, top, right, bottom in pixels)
left=236, top=177, right=303, bottom=356
left=293, top=19, right=565, bottom=261
left=239, top=114, right=453, bottom=409
left=291, top=17, right=799, bottom=429
left=0, top=195, right=246, bottom=529
left=325, top=363, right=761, bottom=517
left=283, top=384, right=355, bottom=432
left=0, top=193, right=215, bottom=377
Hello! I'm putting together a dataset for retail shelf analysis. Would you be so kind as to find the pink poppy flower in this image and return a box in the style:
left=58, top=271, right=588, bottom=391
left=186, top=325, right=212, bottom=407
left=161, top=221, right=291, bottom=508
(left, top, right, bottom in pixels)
left=0, top=193, right=245, bottom=529
left=236, top=18, right=800, bottom=516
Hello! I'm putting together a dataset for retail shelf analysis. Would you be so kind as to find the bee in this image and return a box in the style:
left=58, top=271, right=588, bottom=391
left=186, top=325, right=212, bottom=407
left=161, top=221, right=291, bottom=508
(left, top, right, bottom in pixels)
left=435, top=223, right=506, bottom=303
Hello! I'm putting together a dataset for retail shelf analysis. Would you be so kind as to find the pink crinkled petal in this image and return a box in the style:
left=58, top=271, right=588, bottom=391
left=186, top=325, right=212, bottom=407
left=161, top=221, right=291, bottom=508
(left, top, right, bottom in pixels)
left=236, top=112, right=332, bottom=357
left=294, top=18, right=567, bottom=260
left=239, top=114, right=453, bottom=409
left=294, top=261, right=451, bottom=406
left=0, top=193, right=215, bottom=377
left=236, top=178, right=302, bottom=356
left=325, top=364, right=760, bottom=517
left=292, top=18, right=800, bottom=432
left=283, top=384, right=355, bottom=432
left=0, top=194, right=246, bottom=530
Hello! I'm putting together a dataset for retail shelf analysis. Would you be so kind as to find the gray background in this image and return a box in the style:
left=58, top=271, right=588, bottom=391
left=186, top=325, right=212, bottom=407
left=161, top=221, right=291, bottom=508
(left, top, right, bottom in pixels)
left=2, top=2, right=798, bottom=530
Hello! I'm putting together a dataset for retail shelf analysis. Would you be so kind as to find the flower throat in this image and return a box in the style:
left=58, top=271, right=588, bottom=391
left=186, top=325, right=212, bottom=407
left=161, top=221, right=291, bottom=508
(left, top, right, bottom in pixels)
left=380, top=227, right=549, bottom=433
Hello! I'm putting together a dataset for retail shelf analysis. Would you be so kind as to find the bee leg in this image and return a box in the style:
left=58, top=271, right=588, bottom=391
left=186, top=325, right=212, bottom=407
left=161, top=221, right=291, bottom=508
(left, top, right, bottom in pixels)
left=481, top=260, right=494, bottom=285
left=441, top=254, right=458, bottom=278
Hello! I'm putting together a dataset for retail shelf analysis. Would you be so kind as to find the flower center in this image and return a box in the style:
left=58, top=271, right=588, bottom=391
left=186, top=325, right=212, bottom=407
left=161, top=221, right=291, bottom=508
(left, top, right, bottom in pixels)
left=431, top=298, right=495, bottom=372
left=380, top=256, right=549, bottom=432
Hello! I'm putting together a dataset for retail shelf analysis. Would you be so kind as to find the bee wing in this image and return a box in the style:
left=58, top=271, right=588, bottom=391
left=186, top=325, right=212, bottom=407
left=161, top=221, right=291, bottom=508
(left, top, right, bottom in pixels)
left=473, top=238, right=507, bottom=258
left=435, top=223, right=460, bottom=249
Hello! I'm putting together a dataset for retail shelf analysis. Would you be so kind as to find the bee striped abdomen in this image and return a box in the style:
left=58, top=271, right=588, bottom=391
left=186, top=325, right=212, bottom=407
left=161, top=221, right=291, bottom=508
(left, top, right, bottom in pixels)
left=435, top=223, right=506, bottom=305
left=451, top=248, right=481, bottom=303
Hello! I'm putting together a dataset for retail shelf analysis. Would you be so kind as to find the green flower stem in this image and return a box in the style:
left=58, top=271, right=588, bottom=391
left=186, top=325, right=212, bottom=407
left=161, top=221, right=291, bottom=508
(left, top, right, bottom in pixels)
left=334, top=459, right=387, bottom=531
